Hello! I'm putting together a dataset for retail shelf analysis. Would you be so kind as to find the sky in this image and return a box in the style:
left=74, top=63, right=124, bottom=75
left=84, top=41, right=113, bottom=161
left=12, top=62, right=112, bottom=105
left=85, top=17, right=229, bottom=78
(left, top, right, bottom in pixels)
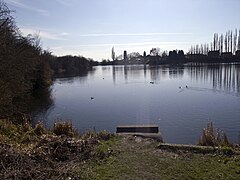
left=4, top=0, right=240, bottom=61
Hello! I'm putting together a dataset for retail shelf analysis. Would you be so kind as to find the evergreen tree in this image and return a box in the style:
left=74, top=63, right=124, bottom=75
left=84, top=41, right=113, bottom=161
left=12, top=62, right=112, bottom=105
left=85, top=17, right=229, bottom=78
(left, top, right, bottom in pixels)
left=111, top=47, right=115, bottom=61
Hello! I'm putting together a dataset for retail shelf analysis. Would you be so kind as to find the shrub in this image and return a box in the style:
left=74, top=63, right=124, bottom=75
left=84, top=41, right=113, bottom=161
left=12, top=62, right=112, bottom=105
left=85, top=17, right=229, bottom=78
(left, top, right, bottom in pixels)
left=198, top=122, right=231, bottom=147
left=0, top=119, right=40, bottom=143
left=22, top=122, right=32, bottom=132
left=20, top=130, right=37, bottom=143
left=34, top=122, right=46, bottom=136
left=96, top=130, right=113, bottom=141
left=53, top=121, right=77, bottom=137
left=0, top=119, right=20, bottom=139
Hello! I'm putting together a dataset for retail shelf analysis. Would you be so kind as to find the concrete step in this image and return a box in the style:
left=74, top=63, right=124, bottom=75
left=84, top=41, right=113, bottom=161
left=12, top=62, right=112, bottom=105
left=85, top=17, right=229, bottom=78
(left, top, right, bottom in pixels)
left=116, top=125, right=159, bottom=134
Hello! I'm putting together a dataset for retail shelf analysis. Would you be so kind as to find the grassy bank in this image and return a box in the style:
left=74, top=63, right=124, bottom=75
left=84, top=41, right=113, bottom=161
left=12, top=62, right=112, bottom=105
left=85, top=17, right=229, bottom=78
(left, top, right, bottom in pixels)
left=1, top=120, right=240, bottom=179
left=80, top=135, right=240, bottom=179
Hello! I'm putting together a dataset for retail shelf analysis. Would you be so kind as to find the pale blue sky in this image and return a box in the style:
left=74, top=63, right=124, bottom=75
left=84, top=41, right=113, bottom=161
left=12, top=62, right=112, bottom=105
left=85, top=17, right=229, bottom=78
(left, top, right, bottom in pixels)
left=4, top=0, right=240, bottom=61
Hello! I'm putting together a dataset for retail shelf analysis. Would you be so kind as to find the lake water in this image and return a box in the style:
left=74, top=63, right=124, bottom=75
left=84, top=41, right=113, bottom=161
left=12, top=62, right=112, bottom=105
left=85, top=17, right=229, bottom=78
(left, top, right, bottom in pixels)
left=34, top=63, right=240, bottom=144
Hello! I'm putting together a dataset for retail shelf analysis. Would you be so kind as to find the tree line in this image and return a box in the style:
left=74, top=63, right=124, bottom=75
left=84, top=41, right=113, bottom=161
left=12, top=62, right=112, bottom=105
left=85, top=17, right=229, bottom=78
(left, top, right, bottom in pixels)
left=49, top=55, right=93, bottom=77
left=0, top=1, right=93, bottom=118
left=0, top=1, right=54, bottom=117
left=189, top=29, right=240, bottom=55
left=107, top=29, right=240, bottom=66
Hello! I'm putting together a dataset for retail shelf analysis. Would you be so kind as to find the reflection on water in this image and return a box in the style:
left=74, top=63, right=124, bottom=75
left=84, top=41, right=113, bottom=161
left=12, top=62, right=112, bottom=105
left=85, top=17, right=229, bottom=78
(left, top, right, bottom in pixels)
left=34, top=63, right=240, bottom=144
left=30, top=88, right=54, bottom=125
left=187, top=64, right=240, bottom=96
left=110, top=63, right=240, bottom=95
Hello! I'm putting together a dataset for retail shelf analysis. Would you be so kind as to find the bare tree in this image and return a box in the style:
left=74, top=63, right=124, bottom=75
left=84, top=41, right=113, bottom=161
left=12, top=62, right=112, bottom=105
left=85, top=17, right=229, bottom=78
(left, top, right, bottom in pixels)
left=200, top=44, right=203, bottom=54
left=227, top=30, right=231, bottom=52
left=238, top=30, right=240, bottom=50
left=190, top=46, right=193, bottom=54
left=116, top=54, right=123, bottom=60
left=150, top=47, right=160, bottom=56
left=196, top=44, right=199, bottom=54
left=213, top=34, right=216, bottom=51
left=230, top=30, right=233, bottom=53
left=0, top=1, right=53, bottom=117
left=128, top=52, right=140, bottom=59
left=225, top=32, right=228, bottom=52
left=213, top=33, right=218, bottom=51
left=219, top=34, right=224, bottom=53
left=203, top=44, right=206, bottom=54
left=233, top=29, right=237, bottom=54
left=210, top=42, right=213, bottom=51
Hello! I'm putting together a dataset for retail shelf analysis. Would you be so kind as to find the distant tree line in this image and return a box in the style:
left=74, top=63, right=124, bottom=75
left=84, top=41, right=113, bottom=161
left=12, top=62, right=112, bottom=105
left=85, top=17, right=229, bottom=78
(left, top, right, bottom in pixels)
left=49, top=55, right=92, bottom=76
left=109, top=47, right=186, bottom=65
left=189, top=29, right=240, bottom=55
left=108, top=29, right=240, bottom=66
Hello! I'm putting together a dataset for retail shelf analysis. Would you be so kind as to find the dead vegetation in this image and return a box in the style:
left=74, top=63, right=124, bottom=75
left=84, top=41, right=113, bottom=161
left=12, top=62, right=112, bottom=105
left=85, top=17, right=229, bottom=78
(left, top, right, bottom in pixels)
left=0, top=119, right=114, bottom=179
left=198, top=122, right=231, bottom=147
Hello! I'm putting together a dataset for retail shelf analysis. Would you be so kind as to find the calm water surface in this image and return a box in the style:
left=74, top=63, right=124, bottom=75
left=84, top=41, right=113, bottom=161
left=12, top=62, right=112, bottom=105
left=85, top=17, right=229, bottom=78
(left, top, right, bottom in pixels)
left=34, top=64, right=240, bottom=144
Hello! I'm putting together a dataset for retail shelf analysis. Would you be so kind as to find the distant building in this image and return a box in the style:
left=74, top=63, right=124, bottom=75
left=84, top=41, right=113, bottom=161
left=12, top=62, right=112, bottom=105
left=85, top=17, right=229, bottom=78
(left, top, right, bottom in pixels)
left=208, top=50, right=219, bottom=58
left=221, top=52, right=232, bottom=58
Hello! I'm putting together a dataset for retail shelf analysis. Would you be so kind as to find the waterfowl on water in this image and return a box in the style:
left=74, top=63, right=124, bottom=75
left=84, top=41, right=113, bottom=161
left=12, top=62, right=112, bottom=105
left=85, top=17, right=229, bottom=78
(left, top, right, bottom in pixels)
left=150, top=81, right=154, bottom=84
left=91, top=97, right=94, bottom=100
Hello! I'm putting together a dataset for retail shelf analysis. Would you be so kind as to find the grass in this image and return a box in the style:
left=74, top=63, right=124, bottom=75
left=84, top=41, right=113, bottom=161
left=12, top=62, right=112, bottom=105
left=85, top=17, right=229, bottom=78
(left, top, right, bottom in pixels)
left=78, top=135, right=240, bottom=179
left=95, top=135, right=119, bottom=160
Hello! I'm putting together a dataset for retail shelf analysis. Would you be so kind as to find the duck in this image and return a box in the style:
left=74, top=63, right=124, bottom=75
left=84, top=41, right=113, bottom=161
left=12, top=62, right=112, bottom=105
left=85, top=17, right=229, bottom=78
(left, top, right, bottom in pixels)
left=91, top=97, right=94, bottom=100
left=150, top=81, right=154, bottom=84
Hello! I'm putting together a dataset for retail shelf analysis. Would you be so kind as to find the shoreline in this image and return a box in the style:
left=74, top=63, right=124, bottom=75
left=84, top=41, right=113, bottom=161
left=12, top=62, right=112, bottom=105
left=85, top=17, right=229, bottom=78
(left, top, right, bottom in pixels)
left=1, top=120, right=240, bottom=179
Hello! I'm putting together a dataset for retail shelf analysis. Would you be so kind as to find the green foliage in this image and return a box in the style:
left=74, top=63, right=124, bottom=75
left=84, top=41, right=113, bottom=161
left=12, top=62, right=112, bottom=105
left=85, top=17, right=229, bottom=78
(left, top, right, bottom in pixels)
left=198, top=122, right=232, bottom=147
left=96, top=130, right=113, bottom=141
left=96, top=142, right=112, bottom=160
left=95, top=135, right=117, bottom=160
left=221, top=146, right=234, bottom=155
